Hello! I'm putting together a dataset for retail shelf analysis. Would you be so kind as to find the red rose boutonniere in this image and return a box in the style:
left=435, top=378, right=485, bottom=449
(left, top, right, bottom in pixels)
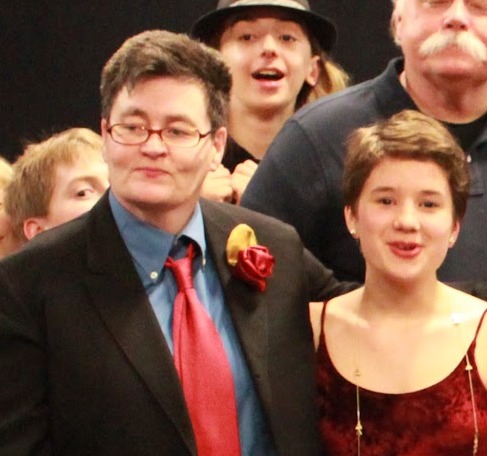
left=226, top=224, right=275, bottom=292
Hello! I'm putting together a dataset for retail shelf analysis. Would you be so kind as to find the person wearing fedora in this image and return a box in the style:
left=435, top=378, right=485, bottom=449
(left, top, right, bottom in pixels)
left=191, top=0, right=349, bottom=204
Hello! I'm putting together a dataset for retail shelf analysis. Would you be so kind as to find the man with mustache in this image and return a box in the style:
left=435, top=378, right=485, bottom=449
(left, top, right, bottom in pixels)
left=242, top=0, right=487, bottom=283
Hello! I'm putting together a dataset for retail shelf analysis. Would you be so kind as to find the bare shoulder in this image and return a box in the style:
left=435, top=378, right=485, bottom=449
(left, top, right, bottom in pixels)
left=470, top=295, right=487, bottom=388
left=444, top=283, right=487, bottom=319
left=326, top=288, right=364, bottom=320
left=443, top=283, right=487, bottom=387
left=309, top=288, right=364, bottom=350
left=322, top=288, right=364, bottom=346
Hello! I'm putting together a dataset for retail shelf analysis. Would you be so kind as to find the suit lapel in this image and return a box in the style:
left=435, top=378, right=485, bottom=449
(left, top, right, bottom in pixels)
left=81, top=196, right=273, bottom=450
left=82, top=196, right=196, bottom=454
left=201, top=200, right=272, bottom=414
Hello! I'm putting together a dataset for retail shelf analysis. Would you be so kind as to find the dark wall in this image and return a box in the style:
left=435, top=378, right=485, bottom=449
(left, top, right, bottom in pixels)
left=1, top=1, right=399, bottom=161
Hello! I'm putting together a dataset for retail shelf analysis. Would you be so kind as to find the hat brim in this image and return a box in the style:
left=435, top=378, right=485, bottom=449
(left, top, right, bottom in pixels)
left=191, top=5, right=336, bottom=52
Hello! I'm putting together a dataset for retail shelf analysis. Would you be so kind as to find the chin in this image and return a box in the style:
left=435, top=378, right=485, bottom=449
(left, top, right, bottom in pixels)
left=134, top=195, right=172, bottom=207
left=438, top=65, right=480, bottom=77
left=427, top=56, right=485, bottom=78
left=380, top=263, right=423, bottom=281
left=118, top=189, right=165, bottom=207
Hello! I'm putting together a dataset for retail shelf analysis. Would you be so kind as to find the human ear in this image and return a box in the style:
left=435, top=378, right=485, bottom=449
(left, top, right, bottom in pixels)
left=100, top=118, right=109, bottom=163
left=449, top=220, right=461, bottom=248
left=209, top=127, right=227, bottom=172
left=23, top=217, right=48, bottom=240
left=344, top=206, right=358, bottom=239
left=305, top=55, right=321, bottom=87
left=391, top=0, right=404, bottom=46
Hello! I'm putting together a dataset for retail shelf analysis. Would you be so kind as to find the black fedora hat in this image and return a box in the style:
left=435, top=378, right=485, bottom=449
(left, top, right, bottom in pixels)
left=191, top=0, right=336, bottom=52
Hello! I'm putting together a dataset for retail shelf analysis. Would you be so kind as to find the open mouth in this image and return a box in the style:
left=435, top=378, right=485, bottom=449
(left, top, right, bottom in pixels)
left=389, top=241, right=422, bottom=257
left=396, top=243, right=417, bottom=251
left=251, top=69, right=284, bottom=81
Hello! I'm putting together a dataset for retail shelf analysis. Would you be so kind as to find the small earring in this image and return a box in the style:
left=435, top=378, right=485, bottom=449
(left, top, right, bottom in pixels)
left=449, top=236, right=455, bottom=246
left=350, top=229, right=356, bottom=237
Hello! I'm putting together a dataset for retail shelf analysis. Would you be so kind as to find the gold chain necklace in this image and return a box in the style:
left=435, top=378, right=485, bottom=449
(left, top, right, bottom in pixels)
left=353, top=313, right=479, bottom=455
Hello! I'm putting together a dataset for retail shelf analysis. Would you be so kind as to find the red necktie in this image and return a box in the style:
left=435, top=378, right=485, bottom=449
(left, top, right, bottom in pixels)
left=165, top=242, right=241, bottom=456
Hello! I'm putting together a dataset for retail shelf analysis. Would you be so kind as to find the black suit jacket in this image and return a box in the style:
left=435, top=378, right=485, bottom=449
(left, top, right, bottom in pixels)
left=0, top=194, right=350, bottom=455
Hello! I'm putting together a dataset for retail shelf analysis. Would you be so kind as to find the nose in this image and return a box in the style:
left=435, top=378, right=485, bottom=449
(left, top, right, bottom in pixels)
left=261, top=34, right=278, bottom=57
left=141, top=131, right=168, bottom=157
left=393, top=202, right=420, bottom=232
left=443, top=0, right=471, bottom=31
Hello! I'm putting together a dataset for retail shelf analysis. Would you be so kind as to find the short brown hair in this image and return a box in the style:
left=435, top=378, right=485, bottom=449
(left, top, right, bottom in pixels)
left=4, top=128, right=103, bottom=241
left=100, top=30, right=232, bottom=129
left=343, top=110, right=470, bottom=222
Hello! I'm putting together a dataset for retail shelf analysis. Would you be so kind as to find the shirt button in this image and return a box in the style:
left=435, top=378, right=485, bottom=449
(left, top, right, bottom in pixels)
left=150, top=271, right=159, bottom=280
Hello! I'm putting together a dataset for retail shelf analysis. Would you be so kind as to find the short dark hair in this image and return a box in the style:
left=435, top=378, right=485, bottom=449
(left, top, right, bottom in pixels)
left=100, top=30, right=232, bottom=129
left=343, top=109, right=470, bottom=222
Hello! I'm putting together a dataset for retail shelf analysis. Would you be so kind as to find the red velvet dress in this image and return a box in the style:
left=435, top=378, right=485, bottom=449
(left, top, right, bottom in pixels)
left=317, top=306, right=487, bottom=455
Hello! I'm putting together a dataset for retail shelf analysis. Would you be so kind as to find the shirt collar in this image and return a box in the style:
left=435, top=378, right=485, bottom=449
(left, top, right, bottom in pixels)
left=109, top=190, right=207, bottom=279
left=374, top=57, right=417, bottom=118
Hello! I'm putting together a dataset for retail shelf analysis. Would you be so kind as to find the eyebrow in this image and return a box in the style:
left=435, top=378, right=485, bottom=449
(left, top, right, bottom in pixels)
left=371, top=187, right=445, bottom=196
left=117, top=109, right=198, bottom=127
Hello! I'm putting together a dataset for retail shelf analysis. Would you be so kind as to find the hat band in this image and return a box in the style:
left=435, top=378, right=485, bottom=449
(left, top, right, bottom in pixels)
left=229, top=0, right=307, bottom=11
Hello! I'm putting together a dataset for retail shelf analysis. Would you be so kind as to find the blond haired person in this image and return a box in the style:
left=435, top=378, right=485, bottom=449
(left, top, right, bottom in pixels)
left=0, top=157, right=19, bottom=257
left=5, top=127, right=108, bottom=244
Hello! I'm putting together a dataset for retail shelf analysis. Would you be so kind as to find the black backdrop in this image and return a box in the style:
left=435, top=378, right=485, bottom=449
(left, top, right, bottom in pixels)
left=1, top=1, right=399, bottom=161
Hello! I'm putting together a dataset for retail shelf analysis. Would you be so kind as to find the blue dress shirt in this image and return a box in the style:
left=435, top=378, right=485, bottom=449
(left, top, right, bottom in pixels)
left=109, top=192, right=276, bottom=455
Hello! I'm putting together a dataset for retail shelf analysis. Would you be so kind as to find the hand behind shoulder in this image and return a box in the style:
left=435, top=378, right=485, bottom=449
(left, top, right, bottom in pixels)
left=201, top=164, right=233, bottom=202
left=231, top=160, right=258, bottom=204
left=233, top=159, right=258, bottom=177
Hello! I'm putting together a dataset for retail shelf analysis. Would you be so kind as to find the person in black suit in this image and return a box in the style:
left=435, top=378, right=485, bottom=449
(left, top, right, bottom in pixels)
left=0, top=30, right=351, bottom=455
